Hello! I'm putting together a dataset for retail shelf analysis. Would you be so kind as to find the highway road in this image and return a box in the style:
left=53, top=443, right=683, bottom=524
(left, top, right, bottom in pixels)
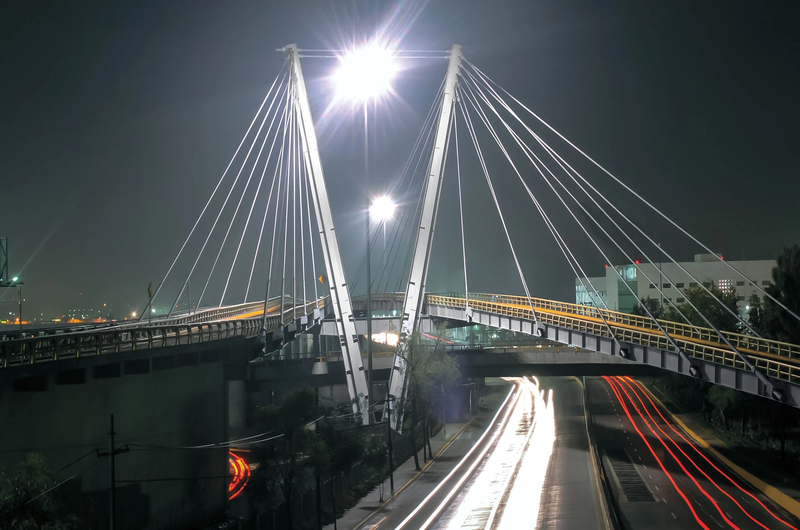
left=588, top=376, right=800, bottom=530
left=382, top=376, right=603, bottom=530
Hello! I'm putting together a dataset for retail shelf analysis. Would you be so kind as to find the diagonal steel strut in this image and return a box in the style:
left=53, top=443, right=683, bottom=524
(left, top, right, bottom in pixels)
left=387, top=44, right=463, bottom=432
left=284, top=44, right=370, bottom=424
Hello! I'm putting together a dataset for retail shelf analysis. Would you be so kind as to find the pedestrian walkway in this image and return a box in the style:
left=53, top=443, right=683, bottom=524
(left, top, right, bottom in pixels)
left=324, top=420, right=469, bottom=530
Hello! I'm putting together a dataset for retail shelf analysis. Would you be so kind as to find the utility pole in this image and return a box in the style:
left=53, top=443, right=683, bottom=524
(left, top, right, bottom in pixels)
left=316, top=469, right=322, bottom=530
left=365, top=99, right=373, bottom=424
left=99, top=414, right=128, bottom=530
left=109, top=414, right=116, bottom=530
left=17, top=284, right=22, bottom=335
left=387, top=396, right=394, bottom=496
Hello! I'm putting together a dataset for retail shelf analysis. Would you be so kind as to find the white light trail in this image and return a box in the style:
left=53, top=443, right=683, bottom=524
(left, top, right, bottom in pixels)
left=497, top=387, right=556, bottom=529
left=394, top=384, right=519, bottom=530
left=438, top=377, right=537, bottom=529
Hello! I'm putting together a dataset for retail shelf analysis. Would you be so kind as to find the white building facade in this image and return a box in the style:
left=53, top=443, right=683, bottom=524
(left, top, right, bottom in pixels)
left=575, top=254, right=775, bottom=316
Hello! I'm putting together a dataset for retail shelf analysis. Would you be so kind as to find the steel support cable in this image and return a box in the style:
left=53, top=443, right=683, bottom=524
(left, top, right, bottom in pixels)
left=388, top=116, right=443, bottom=294
left=351, top=82, right=446, bottom=293
left=460, top=84, right=619, bottom=341
left=169, top=77, right=288, bottom=317
left=378, top=79, right=444, bottom=291
left=457, top=92, right=539, bottom=324
left=463, top=74, right=681, bottom=321
left=194, top=83, right=290, bottom=312
left=453, top=111, right=470, bottom=309
left=456, top=89, right=615, bottom=314
left=145, top=67, right=286, bottom=318
left=468, top=72, right=769, bottom=373
left=468, top=82, right=763, bottom=385
left=461, top=80, right=678, bottom=355
left=246, top=101, right=291, bottom=302
left=378, top=131, right=433, bottom=296
left=259, top=97, right=292, bottom=331
left=464, top=68, right=756, bottom=337
left=383, top=131, right=440, bottom=294
left=466, top=61, right=800, bottom=327
left=221, top=94, right=290, bottom=306
left=351, top=86, right=444, bottom=294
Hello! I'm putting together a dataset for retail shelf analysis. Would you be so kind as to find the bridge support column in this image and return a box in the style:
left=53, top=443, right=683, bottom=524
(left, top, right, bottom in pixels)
left=387, top=44, right=463, bottom=431
left=284, top=44, right=370, bottom=424
left=228, top=380, right=247, bottom=438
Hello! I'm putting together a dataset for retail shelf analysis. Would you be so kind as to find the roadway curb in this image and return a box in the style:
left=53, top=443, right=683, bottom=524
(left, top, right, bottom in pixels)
left=640, top=382, right=800, bottom=520
left=351, top=417, right=476, bottom=530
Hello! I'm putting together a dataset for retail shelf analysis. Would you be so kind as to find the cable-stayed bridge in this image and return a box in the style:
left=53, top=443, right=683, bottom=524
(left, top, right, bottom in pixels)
left=3, top=43, right=800, bottom=430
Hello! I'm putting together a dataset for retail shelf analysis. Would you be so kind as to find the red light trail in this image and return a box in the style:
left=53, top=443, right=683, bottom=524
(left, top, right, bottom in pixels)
left=603, top=375, right=799, bottom=530
left=228, top=451, right=250, bottom=500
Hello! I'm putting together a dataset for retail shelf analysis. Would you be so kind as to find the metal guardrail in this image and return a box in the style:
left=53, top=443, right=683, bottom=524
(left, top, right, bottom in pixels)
left=0, top=300, right=325, bottom=369
left=434, top=293, right=800, bottom=360
left=427, top=294, right=800, bottom=385
left=5, top=290, right=800, bottom=386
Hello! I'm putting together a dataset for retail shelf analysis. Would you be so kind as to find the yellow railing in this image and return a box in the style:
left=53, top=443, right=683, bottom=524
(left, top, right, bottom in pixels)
left=427, top=293, right=800, bottom=385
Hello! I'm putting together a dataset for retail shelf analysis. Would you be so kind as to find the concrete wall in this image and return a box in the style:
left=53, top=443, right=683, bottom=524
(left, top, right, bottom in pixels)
left=0, top=338, right=242, bottom=529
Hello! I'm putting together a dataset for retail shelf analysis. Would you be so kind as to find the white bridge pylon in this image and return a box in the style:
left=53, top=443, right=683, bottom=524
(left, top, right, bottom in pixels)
left=387, top=44, right=464, bottom=432
left=285, top=44, right=370, bottom=424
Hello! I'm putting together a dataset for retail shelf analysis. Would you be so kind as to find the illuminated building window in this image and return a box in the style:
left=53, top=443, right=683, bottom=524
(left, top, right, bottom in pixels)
left=717, top=279, right=734, bottom=294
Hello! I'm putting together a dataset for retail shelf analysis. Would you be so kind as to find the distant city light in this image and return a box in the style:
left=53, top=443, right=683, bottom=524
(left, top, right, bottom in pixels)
left=132, top=311, right=137, bottom=317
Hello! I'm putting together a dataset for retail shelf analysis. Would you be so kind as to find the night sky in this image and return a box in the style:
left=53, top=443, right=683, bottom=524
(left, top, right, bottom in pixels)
left=2, top=1, right=799, bottom=320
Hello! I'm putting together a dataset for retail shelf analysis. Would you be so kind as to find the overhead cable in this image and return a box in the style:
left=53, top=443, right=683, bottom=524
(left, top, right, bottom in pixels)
left=145, top=66, right=286, bottom=318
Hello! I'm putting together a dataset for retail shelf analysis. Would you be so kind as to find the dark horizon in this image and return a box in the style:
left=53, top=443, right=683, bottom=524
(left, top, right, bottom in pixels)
left=2, top=0, right=799, bottom=319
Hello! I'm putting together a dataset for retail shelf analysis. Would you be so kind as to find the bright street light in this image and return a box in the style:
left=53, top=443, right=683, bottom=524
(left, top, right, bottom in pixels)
left=370, top=196, right=397, bottom=222
left=11, top=276, right=18, bottom=282
left=333, top=43, right=398, bottom=103
left=333, top=40, right=399, bottom=423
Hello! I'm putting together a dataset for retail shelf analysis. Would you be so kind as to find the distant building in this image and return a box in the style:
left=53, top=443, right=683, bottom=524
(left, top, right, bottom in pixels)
left=575, top=254, right=775, bottom=316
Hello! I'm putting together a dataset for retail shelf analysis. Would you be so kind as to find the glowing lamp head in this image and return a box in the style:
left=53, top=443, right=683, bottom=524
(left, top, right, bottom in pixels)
left=333, top=44, right=398, bottom=103
left=12, top=276, right=18, bottom=282
left=369, top=196, right=397, bottom=222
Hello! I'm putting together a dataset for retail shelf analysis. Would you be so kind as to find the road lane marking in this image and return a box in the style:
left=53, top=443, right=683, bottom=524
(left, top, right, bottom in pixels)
left=672, top=512, right=677, bottom=519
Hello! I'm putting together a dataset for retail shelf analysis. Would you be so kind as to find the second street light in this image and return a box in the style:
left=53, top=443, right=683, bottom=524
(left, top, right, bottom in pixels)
left=334, top=42, right=397, bottom=421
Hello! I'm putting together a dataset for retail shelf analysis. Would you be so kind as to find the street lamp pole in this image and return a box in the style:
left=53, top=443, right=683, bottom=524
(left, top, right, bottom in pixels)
left=17, top=284, right=22, bottom=335
left=386, top=395, right=395, bottom=496
left=365, top=100, right=374, bottom=422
